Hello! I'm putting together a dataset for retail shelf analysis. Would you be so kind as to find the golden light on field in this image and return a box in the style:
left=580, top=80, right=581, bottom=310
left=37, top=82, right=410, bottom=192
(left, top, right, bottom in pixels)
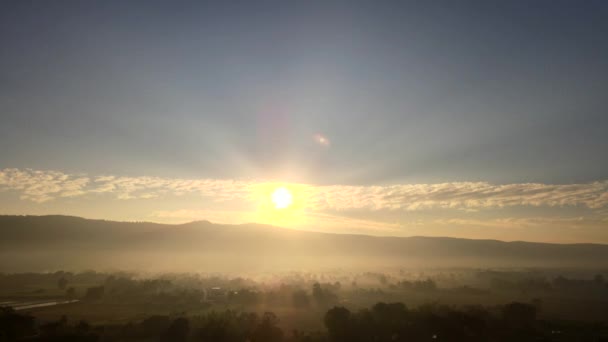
left=271, top=187, right=293, bottom=209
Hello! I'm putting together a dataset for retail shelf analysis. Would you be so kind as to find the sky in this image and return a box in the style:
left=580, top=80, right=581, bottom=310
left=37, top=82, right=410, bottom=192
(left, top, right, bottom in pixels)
left=1, top=1, right=607, bottom=243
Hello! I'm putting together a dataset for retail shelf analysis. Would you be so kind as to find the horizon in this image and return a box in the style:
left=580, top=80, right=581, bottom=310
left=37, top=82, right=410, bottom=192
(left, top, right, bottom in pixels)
left=3, top=214, right=608, bottom=246
left=1, top=1, right=608, bottom=244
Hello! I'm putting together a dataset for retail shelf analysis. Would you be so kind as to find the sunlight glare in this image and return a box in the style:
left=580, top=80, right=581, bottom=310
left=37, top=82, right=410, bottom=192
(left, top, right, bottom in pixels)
left=271, top=187, right=293, bottom=209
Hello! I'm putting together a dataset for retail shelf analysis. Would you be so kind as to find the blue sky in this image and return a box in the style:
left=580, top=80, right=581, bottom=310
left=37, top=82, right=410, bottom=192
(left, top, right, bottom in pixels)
left=1, top=1, right=607, bottom=242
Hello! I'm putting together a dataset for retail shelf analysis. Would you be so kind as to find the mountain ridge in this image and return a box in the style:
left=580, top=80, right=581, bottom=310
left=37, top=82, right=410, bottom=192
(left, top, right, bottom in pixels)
left=1, top=215, right=607, bottom=272
left=2, top=214, right=603, bottom=246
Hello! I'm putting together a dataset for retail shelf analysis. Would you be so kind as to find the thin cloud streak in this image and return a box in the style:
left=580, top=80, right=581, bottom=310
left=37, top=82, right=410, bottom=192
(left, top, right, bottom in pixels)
left=1, top=168, right=607, bottom=213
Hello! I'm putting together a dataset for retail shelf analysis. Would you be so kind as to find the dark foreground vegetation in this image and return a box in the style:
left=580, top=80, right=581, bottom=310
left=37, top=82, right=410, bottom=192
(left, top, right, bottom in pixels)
left=3, top=301, right=608, bottom=341
left=2, top=269, right=608, bottom=341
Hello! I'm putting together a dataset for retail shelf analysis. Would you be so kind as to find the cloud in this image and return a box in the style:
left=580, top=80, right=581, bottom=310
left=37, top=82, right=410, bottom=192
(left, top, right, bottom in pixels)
left=0, top=168, right=90, bottom=203
left=0, top=168, right=257, bottom=203
left=1, top=168, right=607, bottom=213
left=304, top=181, right=608, bottom=211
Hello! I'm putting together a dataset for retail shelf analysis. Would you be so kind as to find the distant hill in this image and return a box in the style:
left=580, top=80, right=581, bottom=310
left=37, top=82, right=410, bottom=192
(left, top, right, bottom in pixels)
left=1, top=215, right=607, bottom=272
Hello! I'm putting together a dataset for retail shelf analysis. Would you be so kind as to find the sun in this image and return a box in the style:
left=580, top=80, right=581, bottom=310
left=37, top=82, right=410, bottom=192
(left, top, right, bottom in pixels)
left=271, top=187, right=293, bottom=209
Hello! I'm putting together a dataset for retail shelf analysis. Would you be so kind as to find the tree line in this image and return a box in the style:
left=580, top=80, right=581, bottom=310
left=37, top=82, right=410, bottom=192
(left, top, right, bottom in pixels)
left=3, top=300, right=608, bottom=341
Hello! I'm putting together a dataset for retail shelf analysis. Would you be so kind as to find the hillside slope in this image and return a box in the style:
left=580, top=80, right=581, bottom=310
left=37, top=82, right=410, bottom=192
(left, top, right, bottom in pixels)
left=1, top=215, right=607, bottom=272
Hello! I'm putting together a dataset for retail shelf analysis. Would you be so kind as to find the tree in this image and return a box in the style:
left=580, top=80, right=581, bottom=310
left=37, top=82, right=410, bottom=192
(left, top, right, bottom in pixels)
left=324, top=307, right=352, bottom=341
left=140, top=315, right=171, bottom=336
left=162, top=317, right=190, bottom=342
left=594, top=274, right=605, bottom=285
left=252, top=312, right=283, bottom=342
left=57, top=276, right=68, bottom=290
left=84, top=286, right=104, bottom=300
left=292, top=289, right=310, bottom=309
left=502, top=302, right=536, bottom=329
left=312, top=283, right=337, bottom=306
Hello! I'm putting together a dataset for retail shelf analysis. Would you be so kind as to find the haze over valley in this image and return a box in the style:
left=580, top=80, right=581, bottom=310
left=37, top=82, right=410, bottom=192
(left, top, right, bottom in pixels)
left=3, top=216, right=608, bottom=273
